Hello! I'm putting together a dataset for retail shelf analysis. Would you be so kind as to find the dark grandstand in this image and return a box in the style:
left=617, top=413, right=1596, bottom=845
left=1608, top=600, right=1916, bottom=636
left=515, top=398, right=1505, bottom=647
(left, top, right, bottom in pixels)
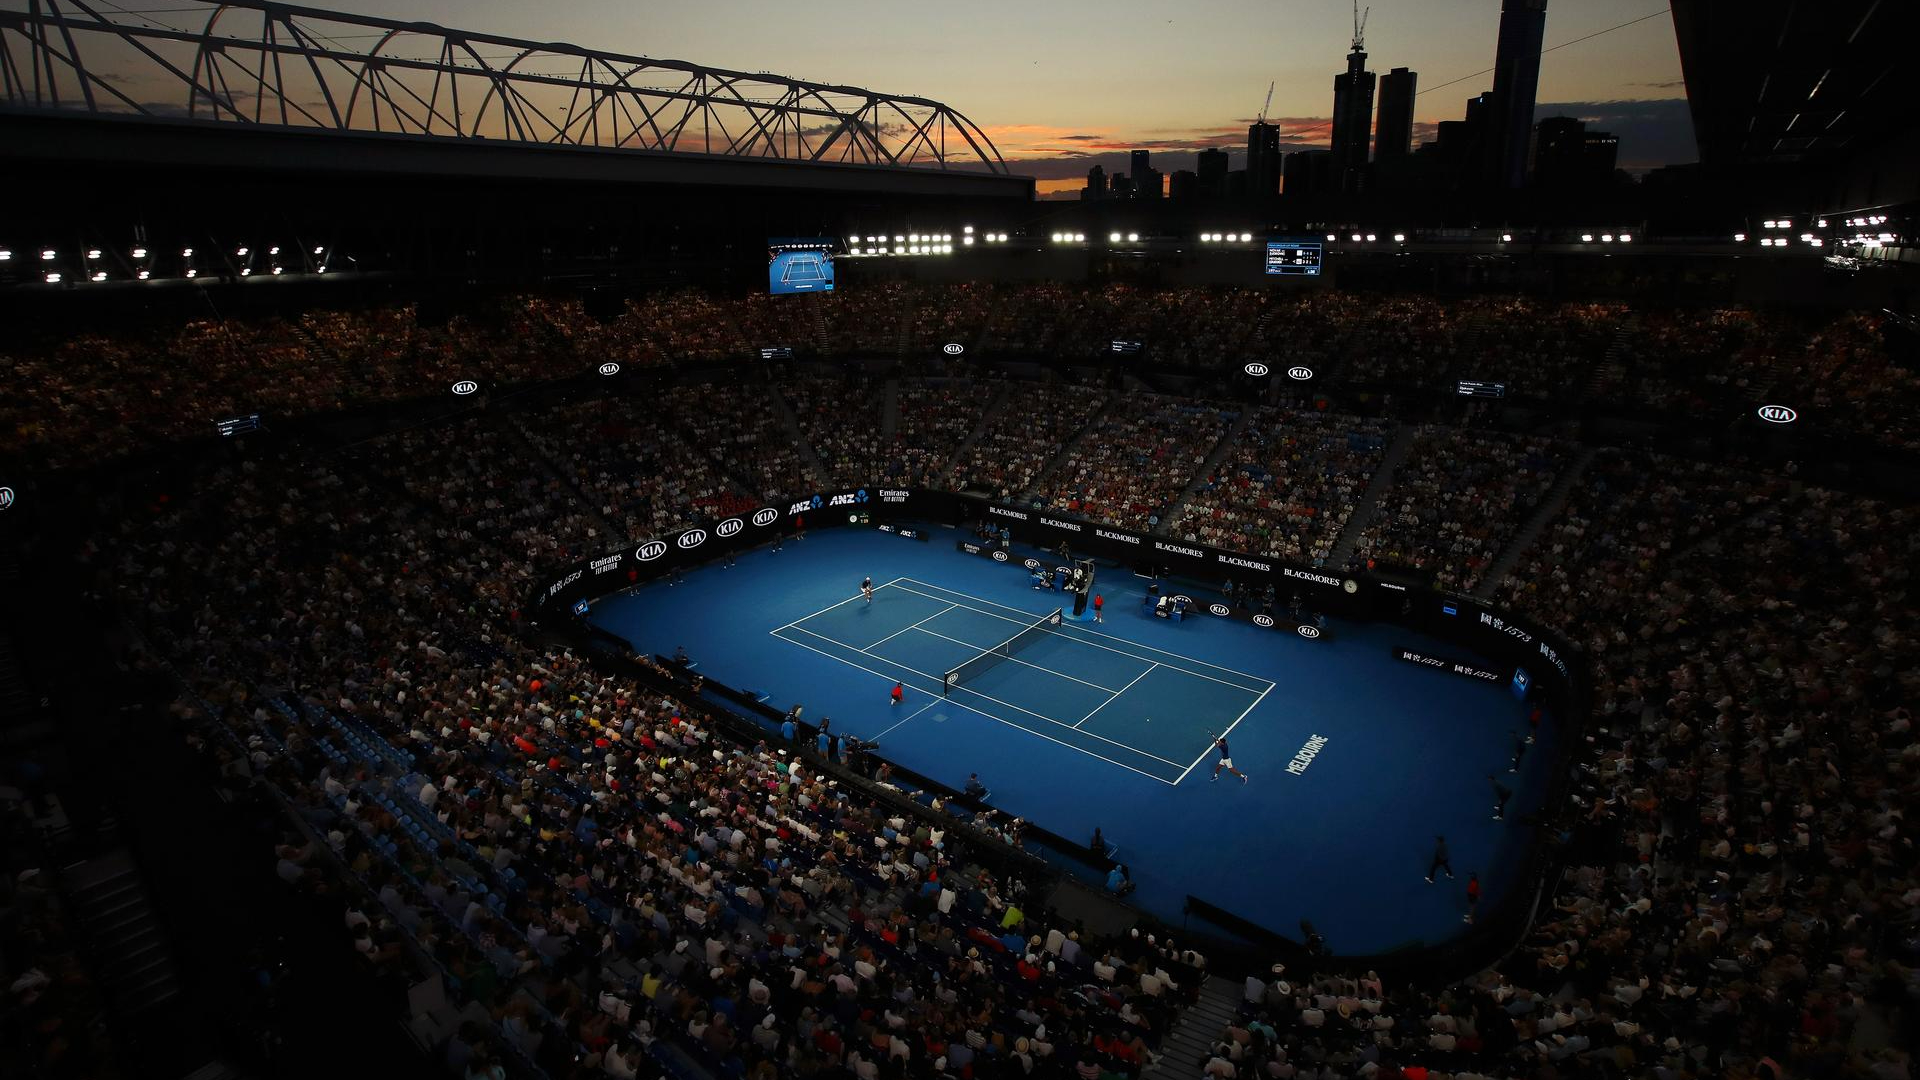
left=2, top=3, right=1918, bottom=1080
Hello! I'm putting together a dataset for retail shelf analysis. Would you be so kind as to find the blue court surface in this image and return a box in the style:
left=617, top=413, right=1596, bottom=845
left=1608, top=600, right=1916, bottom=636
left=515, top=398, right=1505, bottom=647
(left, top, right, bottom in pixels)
left=588, top=525, right=1556, bottom=956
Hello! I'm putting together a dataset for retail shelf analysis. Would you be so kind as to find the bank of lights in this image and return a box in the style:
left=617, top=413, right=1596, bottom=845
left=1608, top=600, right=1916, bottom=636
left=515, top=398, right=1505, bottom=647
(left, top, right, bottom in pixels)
left=131, top=247, right=147, bottom=259
left=1199, top=233, right=1255, bottom=243
left=45, top=271, right=61, bottom=283
left=1051, top=232, right=1086, bottom=242
left=1845, top=215, right=1888, bottom=227
left=0, top=250, right=10, bottom=261
left=91, top=271, right=107, bottom=282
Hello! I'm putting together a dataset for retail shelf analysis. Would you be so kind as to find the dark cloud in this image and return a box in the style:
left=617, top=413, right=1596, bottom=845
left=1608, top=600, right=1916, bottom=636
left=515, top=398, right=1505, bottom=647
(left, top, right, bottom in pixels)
left=1533, top=98, right=1697, bottom=169
left=1059, top=134, right=1104, bottom=141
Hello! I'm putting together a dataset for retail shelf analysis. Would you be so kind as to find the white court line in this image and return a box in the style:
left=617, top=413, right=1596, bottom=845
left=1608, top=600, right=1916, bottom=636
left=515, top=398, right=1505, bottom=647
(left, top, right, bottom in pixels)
left=1074, top=663, right=1157, bottom=729
left=891, top=579, right=1276, bottom=694
left=773, top=576, right=909, bottom=634
left=1173, top=681, right=1274, bottom=785
left=864, top=603, right=959, bottom=652
left=781, top=624, right=1189, bottom=770
left=904, top=626, right=1126, bottom=694
left=870, top=696, right=948, bottom=742
left=767, top=627, right=1180, bottom=785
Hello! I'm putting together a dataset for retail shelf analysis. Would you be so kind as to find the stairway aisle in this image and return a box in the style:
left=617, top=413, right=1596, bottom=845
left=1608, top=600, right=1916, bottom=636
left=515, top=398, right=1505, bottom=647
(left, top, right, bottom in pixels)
left=1472, top=445, right=1597, bottom=599
left=1154, top=409, right=1252, bottom=536
left=941, top=385, right=1012, bottom=491
left=767, top=383, right=831, bottom=484
left=1326, top=423, right=1415, bottom=568
left=61, top=848, right=185, bottom=1016
left=1140, top=974, right=1243, bottom=1080
left=1022, top=394, right=1114, bottom=498
left=1584, top=318, right=1638, bottom=401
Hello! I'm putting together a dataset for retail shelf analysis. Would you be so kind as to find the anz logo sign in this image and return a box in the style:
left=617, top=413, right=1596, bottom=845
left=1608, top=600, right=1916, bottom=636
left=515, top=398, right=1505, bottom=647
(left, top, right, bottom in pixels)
left=1296, top=625, right=1321, bottom=639
left=789, top=495, right=825, bottom=515
left=1253, top=614, right=1276, bottom=628
left=635, top=540, right=668, bottom=562
left=715, top=518, right=743, bottom=538
left=1287, top=366, right=1314, bottom=381
left=826, top=489, right=870, bottom=508
left=752, top=508, right=779, bottom=527
left=677, top=529, right=708, bottom=550
left=1243, top=362, right=1270, bottom=377
left=450, top=380, right=479, bottom=395
left=1757, top=405, right=1798, bottom=424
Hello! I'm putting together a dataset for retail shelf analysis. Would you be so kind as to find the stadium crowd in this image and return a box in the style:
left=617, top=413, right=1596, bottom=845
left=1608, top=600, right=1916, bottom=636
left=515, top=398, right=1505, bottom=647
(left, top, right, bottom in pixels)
left=7, top=284, right=1920, bottom=1080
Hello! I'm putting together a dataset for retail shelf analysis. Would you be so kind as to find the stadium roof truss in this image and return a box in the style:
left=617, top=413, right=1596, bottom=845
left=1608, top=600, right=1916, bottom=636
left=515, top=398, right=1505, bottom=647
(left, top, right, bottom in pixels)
left=0, top=0, right=1010, bottom=174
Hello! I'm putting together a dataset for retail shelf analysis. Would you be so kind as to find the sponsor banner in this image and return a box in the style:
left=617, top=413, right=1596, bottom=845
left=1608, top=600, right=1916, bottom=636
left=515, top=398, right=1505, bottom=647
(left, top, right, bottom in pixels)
left=1286, top=734, right=1329, bottom=775
left=1038, top=516, right=1083, bottom=533
left=589, top=553, right=624, bottom=575
left=715, top=518, right=744, bottom=539
left=1217, top=553, right=1271, bottom=573
left=1287, top=366, right=1314, bottom=381
left=988, top=506, right=1029, bottom=521
left=1094, top=527, right=1141, bottom=545
left=876, top=524, right=929, bottom=541
left=878, top=489, right=911, bottom=504
left=1394, top=646, right=1503, bottom=682
left=956, top=540, right=1013, bottom=562
left=451, top=379, right=478, bottom=395
left=752, top=507, right=780, bottom=527
left=1244, top=362, right=1270, bottom=377
left=1757, top=404, right=1797, bottom=424
left=1152, top=539, right=1205, bottom=560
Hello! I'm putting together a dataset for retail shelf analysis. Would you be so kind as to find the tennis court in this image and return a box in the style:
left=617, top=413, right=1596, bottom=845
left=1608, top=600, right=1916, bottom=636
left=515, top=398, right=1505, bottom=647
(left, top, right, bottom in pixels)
left=770, top=577, right=1274, bottom=784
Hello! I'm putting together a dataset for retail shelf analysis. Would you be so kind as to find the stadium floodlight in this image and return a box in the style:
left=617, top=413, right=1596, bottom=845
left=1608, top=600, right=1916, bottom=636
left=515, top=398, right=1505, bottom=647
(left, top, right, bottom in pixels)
left=44, top=271, right=60, bottom=283
left=1734, top=233, right=1746, bottom=241
left=1073, top=233, right=1085, bottom=242
left=1127, top=233, right=1139, bottom=242
left=91, top=270, right=106, bottom=281
left=241, top=266, right=252, bottom=275
left=1108, top=232, right=1122, bottom=242
left=186, top=268, right=198, bottom=277
left=1762, top=219, right=1776, bottom=228
left=1365, top=233, right=1377, bottom=242
left=0, top=250, right=9, bottom=261
left=318, top=266, right=327, bottom=273
left=1799, top=233, right=1813, bottom=241
left=41, top=249, right=56, bottom=260
left=1881, top=232, right=1896, bottom=242
left=182, top=247, right=193, bottom=257
left=893, top=235, right=903, bottom=242
left=1779, top=220, right=1792, bottom=229
left=1580, top=234, right=1594, bottom=242
left=131, top=247, right=147, bottom=258
left=87, top=249, right=101, bottom=259
left=269, top=246, right=280, bottom=255
left=1619, top=233, right=1632, bottom=243
left=1501, top=233, right=1512, bottom=242
left=1601, top=234, right=1614, bottom=242
left=962, top=236, right=974, bottom=245
left=272, top=266, right=284, bottom=274
left=1392, top=233, right=1406, bottom=242
left=314, top=246, right=325, bottom=255
left=964, top=225, right=974, bottom=233
left=137, top=270, right=150, bottom=280
left=1817, top=219, right=1828, bottom=228
left=237, top=246, right=249, bottom=255
left=894, top=245, right=904, bottom=254
left=1239, top=232, right=1252, bottom=242
left=1809, top=238, right=1823, bottom=247
left=1327, top=233, right=1337, bottom=241
left=1351, top=233, right=1363, bottom=241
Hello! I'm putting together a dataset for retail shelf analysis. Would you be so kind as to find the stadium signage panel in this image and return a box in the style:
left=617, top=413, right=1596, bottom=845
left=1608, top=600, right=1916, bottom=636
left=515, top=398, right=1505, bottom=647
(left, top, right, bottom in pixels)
left=1287, top=366, right=1314, bottom=381
left=1455, top=380, right=1505, bottom=399
left=943, top=343, right=965, bottom=355
left=715, top=518, right=744, bottom=538
left=677, top=529, right=708, bottom=549
left=1282, top=567, right=1345, bottom=588
left=1243, top=362, right=1270, bottom=377
left=1152, top=540, right=1205, bottom=559
left=1039, top=516, right=1083, bottom=532
left=451, top=380, right=478, bottom=395
left=1218, top=554, right=1271, bottom=572
left=879, top=489, right=911, bottom=503
left=1394, top=646, right=1502, bottom=682
left=1023, top=558, right=1042, bottom=570
left=988, top=506, right=1029, bottom=521
left=1253, top=614, right=1275, bottom=627
left=589, top=553, right=623, bottom=574
left=597, top=362, right=621, bottom=376
left=1757, top=405, right=1797, bottom=423
left=1296, top=625, right=1321, bottom=639
left=752, top=508, right=780, bottom=527
left=636, top=540, right=668, bottom=562
left=993, top=550, right=1009, bottom=561
left=826, top=489, right=869, bottom=507
left=876, top=524, right=928, bottom=540
left=1208, top=603, right=1230, bottom=616
left=1094, top=528, right=1140, bottom=545
left=759, top=347, right=795, bottom=360
left=0, top=487, right=12, bottom=511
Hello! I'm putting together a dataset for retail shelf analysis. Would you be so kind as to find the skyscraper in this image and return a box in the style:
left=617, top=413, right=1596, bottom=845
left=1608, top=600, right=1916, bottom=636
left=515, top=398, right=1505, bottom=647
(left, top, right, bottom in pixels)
left=1197, top=148, right=1229, bottom=198
left=1131, top=149, right=1162, bottom=199
left=1375, top=67, right=1417, bottom=161
left=1488, top=0, right=1547, bottom=190
left=1329, top=37, right=1376, bottom=192
left=1083, top=164, right=1107, bottom=200
left=1246, top=122, right=1281, bottom=198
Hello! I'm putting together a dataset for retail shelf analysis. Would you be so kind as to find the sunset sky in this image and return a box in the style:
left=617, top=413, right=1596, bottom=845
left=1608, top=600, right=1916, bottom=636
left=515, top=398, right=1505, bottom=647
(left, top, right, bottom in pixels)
left=175, top=0, right=1696, bottom=195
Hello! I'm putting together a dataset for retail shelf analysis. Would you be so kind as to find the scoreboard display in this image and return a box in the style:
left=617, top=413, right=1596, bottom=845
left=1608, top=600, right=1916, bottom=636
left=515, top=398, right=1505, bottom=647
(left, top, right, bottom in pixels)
left=1264, top=240, right=1323, bottom=276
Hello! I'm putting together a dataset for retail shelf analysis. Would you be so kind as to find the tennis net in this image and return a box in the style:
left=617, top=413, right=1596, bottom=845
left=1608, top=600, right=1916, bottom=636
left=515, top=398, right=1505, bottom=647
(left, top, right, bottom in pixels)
left=943, top=608, right=1063, bottom=695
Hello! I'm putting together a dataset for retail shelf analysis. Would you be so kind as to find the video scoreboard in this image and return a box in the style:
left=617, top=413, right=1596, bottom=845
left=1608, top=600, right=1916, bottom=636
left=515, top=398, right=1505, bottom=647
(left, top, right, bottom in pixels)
left=1264, top=239, right=1323, bottom=277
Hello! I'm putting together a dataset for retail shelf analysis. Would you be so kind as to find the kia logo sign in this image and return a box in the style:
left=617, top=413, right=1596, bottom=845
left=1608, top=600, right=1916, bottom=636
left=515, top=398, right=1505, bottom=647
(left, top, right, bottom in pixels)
left=1757, top=404, right=1798, bottom=424
left=1287, top=366, right=1314, bottom=381
left=1296, top=624, right=1321, bottom=639
left=1208, top=603, right=1229, bottom=617
left=752, top=508, right=779, bottom=527
left=1253, top=614, right=1275, bottom=628
left=0, top=487, right=13, bottom=511
left=677, top=529, right=708, bottom=550
left=992, top=550, right=1009, bottom=562
left=943, top=343, right=964, bottom=355
left=1243, top=362, right=1270, bottom=377
left=1022, top=558, right=1041, bottom=570
left=715, top=518, right=743, bottom=538
left=635, top=540, right=668, bottom=562
left=597, top=362, right=621, bottom=376
left=451, top=380, right=478, bottom=395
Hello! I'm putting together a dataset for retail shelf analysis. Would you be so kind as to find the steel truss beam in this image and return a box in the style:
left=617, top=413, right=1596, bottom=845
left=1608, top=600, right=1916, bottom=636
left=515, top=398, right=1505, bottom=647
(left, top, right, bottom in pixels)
left=0, top=0, right=1009, bottom=173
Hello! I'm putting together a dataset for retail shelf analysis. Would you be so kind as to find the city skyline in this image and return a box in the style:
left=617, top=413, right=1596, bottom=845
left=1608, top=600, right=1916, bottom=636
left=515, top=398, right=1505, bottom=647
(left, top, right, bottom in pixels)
left=120, top=0, right=1693, bottom=196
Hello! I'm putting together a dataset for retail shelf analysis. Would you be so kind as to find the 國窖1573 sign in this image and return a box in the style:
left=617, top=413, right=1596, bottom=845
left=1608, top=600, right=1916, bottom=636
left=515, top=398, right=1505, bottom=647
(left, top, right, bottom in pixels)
left=1756, top=404, right=1797, bottom=424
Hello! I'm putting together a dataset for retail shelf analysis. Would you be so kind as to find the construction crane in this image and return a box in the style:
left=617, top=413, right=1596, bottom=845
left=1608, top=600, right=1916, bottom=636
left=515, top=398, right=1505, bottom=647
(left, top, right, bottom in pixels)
left=1256, top=81, right=1274, bottom=125
left=1352, top=0, right=1369, bottom=54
